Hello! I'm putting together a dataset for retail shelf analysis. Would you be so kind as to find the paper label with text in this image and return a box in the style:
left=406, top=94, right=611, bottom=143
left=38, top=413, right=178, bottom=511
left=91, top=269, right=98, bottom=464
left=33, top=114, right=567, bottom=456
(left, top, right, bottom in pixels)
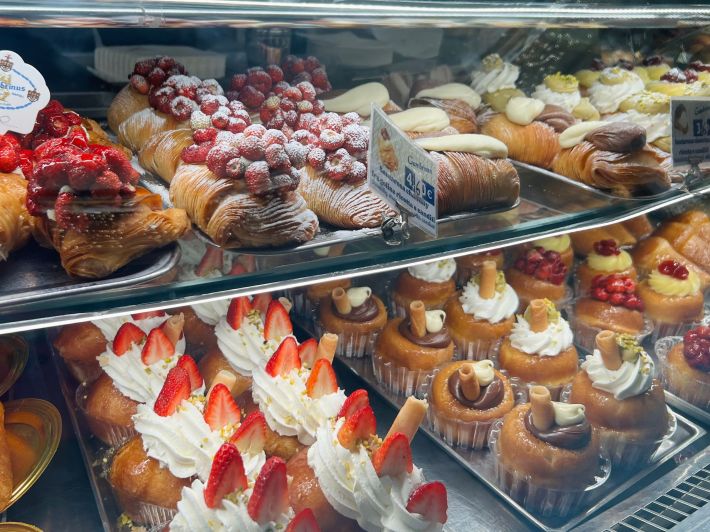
left=0, top=51, right=50, bottom=135
left=671, top=96, right=710, bottom=167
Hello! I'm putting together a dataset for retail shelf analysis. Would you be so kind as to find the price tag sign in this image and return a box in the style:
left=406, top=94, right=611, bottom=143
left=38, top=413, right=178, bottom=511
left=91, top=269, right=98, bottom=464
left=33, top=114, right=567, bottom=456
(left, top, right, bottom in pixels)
left=0, top=50, right=50, bottom=135
left=368, top=105, right=438, bottom=237
left=671, top=96, right=710, bottom=167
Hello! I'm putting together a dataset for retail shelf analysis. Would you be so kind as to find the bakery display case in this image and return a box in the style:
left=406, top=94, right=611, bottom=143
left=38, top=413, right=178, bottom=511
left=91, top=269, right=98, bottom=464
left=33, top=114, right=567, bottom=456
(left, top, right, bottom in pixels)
left=0, top=1, right=710, bottom=531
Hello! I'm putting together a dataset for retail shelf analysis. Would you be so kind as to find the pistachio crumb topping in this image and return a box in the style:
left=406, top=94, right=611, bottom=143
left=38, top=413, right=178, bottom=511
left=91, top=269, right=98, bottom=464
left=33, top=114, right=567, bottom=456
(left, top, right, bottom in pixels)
left=616, top=333, right=645, bottom=362
left=522, top=298, right=560, bottom=324
left=482, top=54, right=504, bottom=73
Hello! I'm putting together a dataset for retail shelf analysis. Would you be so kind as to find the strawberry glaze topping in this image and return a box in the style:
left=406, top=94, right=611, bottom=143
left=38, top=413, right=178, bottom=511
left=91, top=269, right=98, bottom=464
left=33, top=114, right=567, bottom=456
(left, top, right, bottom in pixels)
left=20, top=99, right=85, bottom=150
left=513, top=247, right=567, bottom=285
left=590, top=273, right=643, bottom=310
left=0, top=133, right=32, bottom=175
left=683, top=326, right=710, bottom=372
left=658, top=259, right=690, bottom=280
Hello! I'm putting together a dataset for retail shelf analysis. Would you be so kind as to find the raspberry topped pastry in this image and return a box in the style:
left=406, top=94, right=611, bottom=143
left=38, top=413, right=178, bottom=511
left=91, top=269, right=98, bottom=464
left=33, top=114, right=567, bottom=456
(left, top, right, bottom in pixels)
left=656, top=326, right=710, bottom=409
left=281, top=54, right=332, bottom=93
left=507, top=247, right=569, bottom=311
left=0, top=133, right=32, bottom=261
left=391, top=258, right=457, bottom=317
left=529, top=234, right=573, bottom=269
left=288, top=396, right=448, bottom=531
left=576, top=239, right=636, bottom=294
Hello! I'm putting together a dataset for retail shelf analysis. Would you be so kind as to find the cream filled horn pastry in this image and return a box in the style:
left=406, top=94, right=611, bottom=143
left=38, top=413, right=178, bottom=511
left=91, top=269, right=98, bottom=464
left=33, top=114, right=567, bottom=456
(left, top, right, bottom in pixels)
left=408, top=82, right=481, bottom=133
left=288, top=395, right=449, bottom=531
left=386, top=108, right=458, bottom=139
left=321, top=82, right=401, bottom=117
left=414, top=134, right=520, bottom=215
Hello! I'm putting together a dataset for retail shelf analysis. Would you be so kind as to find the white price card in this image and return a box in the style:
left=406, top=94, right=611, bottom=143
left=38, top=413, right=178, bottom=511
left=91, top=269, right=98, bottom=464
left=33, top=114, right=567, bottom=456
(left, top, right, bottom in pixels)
left=0, top=50, right=50, bottom=135
left=368, top=105, right=438, bottom=237
left=671, top=96, right=710, bottom=167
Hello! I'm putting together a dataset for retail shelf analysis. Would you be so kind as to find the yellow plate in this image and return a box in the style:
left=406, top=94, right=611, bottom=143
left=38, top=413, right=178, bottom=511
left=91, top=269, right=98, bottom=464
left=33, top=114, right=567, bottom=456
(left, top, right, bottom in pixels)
left=0, top=523, right=42, bottom=532
left=0, top=399, right=61, bottom=512
left=0, top=336, right=29, bottom=397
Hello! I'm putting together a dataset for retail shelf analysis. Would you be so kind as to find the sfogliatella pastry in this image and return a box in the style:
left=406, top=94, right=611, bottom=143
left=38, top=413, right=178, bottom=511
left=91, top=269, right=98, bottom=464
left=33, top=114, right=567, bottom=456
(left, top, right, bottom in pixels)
left=480, top=96, right=562, bottom=169
left=320, top=82, right=401, bottom=117
left=318, top=287, right=387, bottom=358
left=507, top=246, right=570, bottom=310
left=656, top=326, right=710, bottom=409
left=576, top=239, right=636, bottom=294
left=414, top=134, right=521, bottom=215
left=570, top=331, right=671, bottom=467
left=288, top=395, right=448, bottom=531
left=632, top=236, right=710, bottom=290
left=471, top=54, right=524, bottom=113
left=588, top=67, right=645, bottom=114
left=455, top=249, right=504, bottom=286
left=638, top=260, right=704, bottom=339
left=490, top=386, right=605, bottom=517
left=532, top=72, right=600, bottom=121
left=553, top=121, right=671, bottom=197
left=373, top=301, right=455, bottom=396
left=606, top=91, right=672, bottom=153
left=444, top=260, right=518, bottom=360
left=391, top=258, right=457, bottom=317
left=409, top=82, right=481, bottom=133
left=498, top=299, right=578, bottom=397
left=429, top=360, right=515, bottom=449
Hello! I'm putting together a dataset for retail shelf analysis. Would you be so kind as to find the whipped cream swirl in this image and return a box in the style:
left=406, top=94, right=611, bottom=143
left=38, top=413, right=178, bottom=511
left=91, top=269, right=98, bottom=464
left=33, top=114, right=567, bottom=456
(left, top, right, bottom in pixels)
left=459, top=279, right=518, bottom=324
left=215, top=310, right=283, bottom=377
left=509, top=314, right=574, bottom=356
left=589, top=74, right=645, bottom=113
left=471, top=62, right=519, bottom=94
left=252, top=366, right=345, bottom=446
left=582, top=349, right=654, bottom=400
left=93, top=315, right=174, bottom=344
left=605, top=110, right=670, bottom=143
left=408, top=258, right=456, bottom=283
left=531, top=84, right=581, bottom=113
left=308, top=418, right=443, bottom=532
left=192, top=299, right=231, bottom=326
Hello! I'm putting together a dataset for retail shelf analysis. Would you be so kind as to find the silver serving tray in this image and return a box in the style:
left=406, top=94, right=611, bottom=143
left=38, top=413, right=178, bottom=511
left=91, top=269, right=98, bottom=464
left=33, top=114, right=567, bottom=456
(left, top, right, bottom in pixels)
left=332, top=354, right=705, bottom=532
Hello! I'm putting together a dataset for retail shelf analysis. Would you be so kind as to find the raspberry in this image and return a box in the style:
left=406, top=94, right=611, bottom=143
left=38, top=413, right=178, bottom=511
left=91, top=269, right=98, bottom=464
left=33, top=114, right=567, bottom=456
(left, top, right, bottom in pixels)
left=325, top=149, right=353, bottom=180
left=146, top=67, right=166, bottom=87
left=279, top=98, right=296, bottom=112
left=282, top=55, right=305, bottom=77
left=243, top=124, right=267, bottom=138
left=230, top=73, right=248, bottom=91
left=292, top=71, right=312, bottom=85
left=181, top=142, right=212, bottom=164
left=156, top=56, right=176, bottom=71
left=200, top=96, right=222, bottom=115
left=304, top=56, right=321, bottom=72
left=259, top=107, right=276, bottom=126
left=310, top=68, right=329, bottom=91
left=341, top=112, right=361, bottom=126
left=683, top=326, right=710, bottom=371
left=284, top=141, right=308, bottom=168
left=244, top=161, right=271, bottom=195
left=266, top=64, right=284, bottom=83
left=189, top=110, right=211, bottom=131
left=342, top=124, right=368, bottom=154
left=199, top=79, right=224, bottom=97
left=312, top=100, right=325, bottom=115
left=239, top=135, right=265, bottom=160
left=215, top=131, right=242, bottom=146
left=263, top=129, right=287, bottom=147
left=292, top=130, right=318, bottom=146
left=149, top=86, right=174, bottom=114
left=130, top=74, right=150, bottom=94
left=46, top=115, right=70, bottom=137
left=283, top=110, right=298, bottom=128
left=283, top=86, right=303, bottom=102
left=231, top=109, right=251, bottom=123
left=227, top=117, right=248, bottom=133
left=264, top=144, right=291, bottom=171
left=225, top=157, right=248, bottom=179
left=0, top=144, right=19, bottom=173
left=206, top=144, right=241, bottom=179
left=320, top=129, right=345, bottom=150
left=92, top=169, right=123, bottom=198
left=171, top=96, right=197, bottom=121
left=297, top=113, right=318, bottom=132
left=609, top=292, right=625, bottom=306
left=133, top=59, right=156, bottom=77
left=247, top=68, right=273, bottom=94
left=273, top=81, right=290, bottom=96
left=307, top=147, right=326, bottom=169
left=54, top=191, right=79, bottom=230
left=239, top=85, right=265, bottom=109
left=607, top=278, right=626, bottom=293
left=297, top=100, right=314, bottom=114
left=227, top=99, right=246, bottom=112
left=319, top=113, right=343, bottom=132
left=211, top=112, right=230, bottom=129
left=64, top=111, right=82, bottom=126
left=350, top=161, right=367, bottom=182
left=102, top=147, right=139, bottom=184
left=263, top=95, right=281, bottom=111
left=193, top=128, right=218, bottom=144
left=624, top=295, right=644, bottom=311
left=592, top=287, right=609, bottom=302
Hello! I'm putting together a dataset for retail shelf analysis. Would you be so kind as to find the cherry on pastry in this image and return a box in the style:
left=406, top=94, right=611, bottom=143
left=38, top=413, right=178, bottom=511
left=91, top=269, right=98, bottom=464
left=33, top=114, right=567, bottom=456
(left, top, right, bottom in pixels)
left=683, top=326, right=710, bottom=371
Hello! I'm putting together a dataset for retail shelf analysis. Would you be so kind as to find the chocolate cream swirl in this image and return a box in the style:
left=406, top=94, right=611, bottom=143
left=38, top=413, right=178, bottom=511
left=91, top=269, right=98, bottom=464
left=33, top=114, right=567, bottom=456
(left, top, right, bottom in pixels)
left=398, top=319, right=451, bottom=348
left=448, top=372, right=504, bottom=409
left=535, top=104, right=576, bottom=133
left=333, top=297, right=380, bottom=322
left=524, top=410, right=592, bottom=450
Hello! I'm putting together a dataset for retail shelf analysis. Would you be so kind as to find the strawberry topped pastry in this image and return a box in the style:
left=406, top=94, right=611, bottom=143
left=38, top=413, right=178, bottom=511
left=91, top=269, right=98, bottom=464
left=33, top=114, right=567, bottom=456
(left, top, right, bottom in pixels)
left=297, top=111, right=395, bottom=229
left=251, top=333, right=346, bottom=459
left=576, top=239, right=636, bottom=294
left=281, top=54, right=332, bottom=93
left=259, top=80, right=325, bottom=136
left=170, top=448, right=297, bottom=531
left=570, top=272, right=648, bottom=352
left=507, top=246, right=570, bottom=311
left=288, top=395, right=448, bottom=531
left=227, top=64, right=288, bottom=113
left=0, top=133, right=32, bottom=261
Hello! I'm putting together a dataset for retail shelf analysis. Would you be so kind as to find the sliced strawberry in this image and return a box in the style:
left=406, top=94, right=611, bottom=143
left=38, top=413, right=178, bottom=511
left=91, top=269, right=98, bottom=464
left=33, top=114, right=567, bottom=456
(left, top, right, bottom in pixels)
left=286, top=508, right=321, bottom=532
left=229, top=411, right=267, bottom=455
left=247, top=457, right=289, bottom=525
left=159, top=313, right=184, bottom=346
left=265, top=337, right=301, bottom=377
left=131, top=310, right=166, bottom=320
left=297, top=338, right=318, bottom=368
left=229, top=262, right=247, bottom=275
left=305, top=358, right=338, bottom=399
left=406, top=481, right=448, bottom=524
left=203, top=442, right=248, bottom=509
left=226, top=296, right=253, bottom=330
left=112, top=322, right=146, bottom=356
left=195, top=246, right=224, bottom=277
left=337, top=405, right=377, bottom=451
left=337, top=389, right=369, bottom=419
left=263, top=299, right=292, bottom=341
left=204, top=383, right=241, bottom=431
left=372, top=432, right=413, bottom=477
left=153, top=366, right=191, bottom=416
left=176, top=355, right=203, bottom=391
left=141, top=328, right=175, bottom=365
left=252, top=293, right=272, bottom=318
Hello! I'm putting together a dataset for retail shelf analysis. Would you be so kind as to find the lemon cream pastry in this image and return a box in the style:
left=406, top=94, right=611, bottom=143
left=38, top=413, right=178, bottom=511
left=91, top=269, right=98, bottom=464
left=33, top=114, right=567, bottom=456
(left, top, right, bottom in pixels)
left=445, top=260, right=518, bottom=360
left=409, top=82, right=481, bottom=133
left=633, top=56, right=672, bottom=83
left=588, top=67, right=645, bottom=114
left=498, top=299, right=578, bottom=396
left=321, top=82, right=400, bottom=117
left=570, top=331, right=671, bottom=467
left=471, top=54, right=524, bottom=112
left=606, top=91, right=671, bottom=152
left=647, top=68, right=710, bottom=97
left=391, top=258, right=457, bottom=317
left=638, top=260, right=704, bottom=340
left=532, top=72, right=599, bottom=121
left=530, top=234, right=573, bottom=269
left=576, top=239, right=636, bottom=294
left=387, top=107, right=458, bottom=139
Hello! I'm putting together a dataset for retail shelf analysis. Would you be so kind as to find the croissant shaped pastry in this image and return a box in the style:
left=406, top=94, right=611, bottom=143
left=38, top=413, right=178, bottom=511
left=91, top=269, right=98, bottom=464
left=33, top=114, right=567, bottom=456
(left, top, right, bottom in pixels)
left=415, top=134, right=520, bottom=216
left=480, top=112, right=561, bottom=169
left=0, top=172, right=32, bottom=261
left=409, top=82, right=482, bottom=134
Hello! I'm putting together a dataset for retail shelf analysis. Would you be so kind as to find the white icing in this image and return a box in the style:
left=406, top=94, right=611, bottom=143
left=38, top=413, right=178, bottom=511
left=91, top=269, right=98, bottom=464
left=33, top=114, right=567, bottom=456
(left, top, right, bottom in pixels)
left=415, top=133, right=508, bottom=158
left=425, top=310, right=446, bottom=333
left=605, top=110, right=670, bottom=143
left=322, top=82, right=389, bottom=117
left=347, top=287, right=372, bottom=308
left=582, top=349, right=654, bottom=400
left=471, top=62, right=519, bottom=94
left=505, top=96, right=545, bottom=126
left=416, top=83, right=481, bottom=108
left=192, top=299, right=230, bottom=326
left=388, top=107, right=450, bottom=132
left=531, top=84, right=582, bottom=113
left=552, top=402, right=585, bottom=426
left=92, top=315, right=169, bottom=344
left=214, top=310, right=283, bottom=377
left=472, top=359, right=495, bottom=386
left=407, top=258, right=456, bottom=283
left=589, top=71, right=645, bottom=113
left=508, top=314, right=574, bottom=357
left=459, top=279, right=518, bottom=324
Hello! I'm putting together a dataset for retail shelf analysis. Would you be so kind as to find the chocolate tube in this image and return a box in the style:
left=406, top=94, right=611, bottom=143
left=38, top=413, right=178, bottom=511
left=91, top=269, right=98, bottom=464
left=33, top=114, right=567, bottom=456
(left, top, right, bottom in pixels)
left=316, top=333, right=338, bottom=363
left=480, top=260, right=497, bottom=299
left=409, top=300, right=427, bottom=338
left=458, top=363, right=480, bottom=401
left=529, top=300, right=549, bottom=333
left=332, top=287, right=352, bottom=315
left=596, top=330, right=622, bottom=370
left=386, top=396, right=428, bottom=442
left=529, top=385, right=554, bottom=431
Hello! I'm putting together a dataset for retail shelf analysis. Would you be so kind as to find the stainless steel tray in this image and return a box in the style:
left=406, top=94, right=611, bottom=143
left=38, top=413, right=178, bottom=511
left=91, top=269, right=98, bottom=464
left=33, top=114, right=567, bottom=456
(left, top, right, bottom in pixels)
left=331, top=354, right=705, bottom=532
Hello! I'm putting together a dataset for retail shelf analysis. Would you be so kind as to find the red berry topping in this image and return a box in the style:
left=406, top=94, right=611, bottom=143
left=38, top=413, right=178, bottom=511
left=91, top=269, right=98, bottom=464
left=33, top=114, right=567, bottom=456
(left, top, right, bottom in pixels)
left=513, top=247, right=567, bottom=285
left=593, top=239, right=621, bottom=256
left=658, top=260, right=689, bottom=280
left=589, top=274, right=643, bottom=310
left=683, top=326, right=710, bottom=372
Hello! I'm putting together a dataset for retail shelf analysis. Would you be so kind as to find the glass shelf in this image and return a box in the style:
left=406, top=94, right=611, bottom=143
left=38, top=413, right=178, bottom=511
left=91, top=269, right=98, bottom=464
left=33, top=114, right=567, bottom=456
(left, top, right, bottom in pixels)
left=1, top=1, right=710, bottom=29
left=0, top=165, right=707, bottom=336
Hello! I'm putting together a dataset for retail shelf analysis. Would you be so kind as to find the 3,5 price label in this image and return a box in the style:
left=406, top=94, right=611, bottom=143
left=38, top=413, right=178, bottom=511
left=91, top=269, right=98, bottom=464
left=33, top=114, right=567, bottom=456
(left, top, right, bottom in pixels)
left=671, top=96, right=710, bottom=167
left=692, top=118, right=710, bottom=138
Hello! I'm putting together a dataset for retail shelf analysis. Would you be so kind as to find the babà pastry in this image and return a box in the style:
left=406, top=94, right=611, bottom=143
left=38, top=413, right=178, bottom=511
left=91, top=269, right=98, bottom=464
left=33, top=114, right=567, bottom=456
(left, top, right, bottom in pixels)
left=373, top=301, right=454, bottom=396
left=532, top=73, right=600, bottom=121
left=470, top=54, right=524, bottom=113
left=632, top=236, right=710, bottom=290
left=409, top=83, right=481, bottom=133
left=289, top=277, right=351, bottom=318
left=479, top=96, right=562, bottom=169
left=498, top=299, right=578, bottom=397
left=491, top=386, right=605, bottom=517
left=576, top=239, right=636, bottom=294
left=553, top=121, right=671, bottom=197
left=414, top=134, right=521, bottom=215
left=587, top=67, right=645, bottom=114
left=605, top=91, right=672, bottom=153
left=391, top=258, right=457, bottom=317
left=529, top=234, right=574, bottom=270
left=444, top=260, right=518, bottom=360
left=429, top=360, right=515, bottom=449
left=508, top=246, right=569, bottom=310
left=570, top=331, right=671, bottom=467
left=318, top=287, right=387, bottom=358
left=638, top=260, right=704, bottom=339
left=656, top=326, right=710, bottom=409
left=288, top=395, right=448, bottom=530
left=320, top=82, right=401, bottom=117
left=570, top=222, right=637, bottom=256
left=455, top=249, right=504, bottom=286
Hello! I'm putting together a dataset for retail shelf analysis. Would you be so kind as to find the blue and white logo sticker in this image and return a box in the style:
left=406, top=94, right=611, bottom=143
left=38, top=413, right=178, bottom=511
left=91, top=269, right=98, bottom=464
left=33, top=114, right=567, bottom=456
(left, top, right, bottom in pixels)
left=0, top=50, right=50, bottom=135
